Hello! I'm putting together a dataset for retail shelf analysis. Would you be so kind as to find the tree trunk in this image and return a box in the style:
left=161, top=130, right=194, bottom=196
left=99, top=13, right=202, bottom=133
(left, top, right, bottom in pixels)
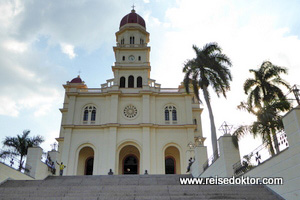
left=266, top=133, right=275, bottom=156
left=18, top=155, right=23, bottom=171
left=202, top=86, right=218, bottom=159
left=272, top=129, right=280, bottom=154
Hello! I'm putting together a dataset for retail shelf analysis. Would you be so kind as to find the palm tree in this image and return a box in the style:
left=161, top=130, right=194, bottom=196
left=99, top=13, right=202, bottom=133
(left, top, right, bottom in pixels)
left=244, top=61, right=290, bottom=110
left=0, top=130, right=44, bottom=171
left=233, top=100, right=290, bottom=155
left=183, top=43, right=232, bottom=157
left=234, top=61, right=291, bottom=155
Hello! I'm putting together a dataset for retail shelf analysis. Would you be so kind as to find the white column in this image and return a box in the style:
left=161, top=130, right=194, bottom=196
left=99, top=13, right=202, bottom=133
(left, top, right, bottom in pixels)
left=25, top=147, right=43, bottom=178
left=66, top=96, right=76, bottom=125
left=282, top=107, right=300, bottom=147
left=143, top=94, right=150, bottom=123
left=150, top=128, right=157, bottom=174
left=142, top=127, right=150, bottom=174
left=110, top=95, right=119, bottom=123
left=191, top=145, right=208, bottom=177
left=108, top=127, right=117, bottom=174
left=218, top=134, right=241, bottom=177
left=61, top=129, right=72, bottom=175
left=185, top=96, right=193, bottom=124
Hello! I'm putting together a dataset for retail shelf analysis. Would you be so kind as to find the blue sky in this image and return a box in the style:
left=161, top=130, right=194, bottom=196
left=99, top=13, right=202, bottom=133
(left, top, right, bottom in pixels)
left=0, top=0, right=300, bottom=157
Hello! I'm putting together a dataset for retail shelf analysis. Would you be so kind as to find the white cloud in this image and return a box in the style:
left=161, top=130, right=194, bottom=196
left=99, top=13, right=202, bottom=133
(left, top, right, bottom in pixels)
left=0, top=97, right=19, bottom=117
left=143, top=0, right=150, bottom=3
left=3, top=40, right=28, bottom=53
left=60, top=43, right=77, bottom=59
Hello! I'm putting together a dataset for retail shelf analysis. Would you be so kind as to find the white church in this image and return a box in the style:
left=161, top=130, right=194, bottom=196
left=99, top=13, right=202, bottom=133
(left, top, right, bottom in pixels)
left=56, top=8, right=205, bottom=176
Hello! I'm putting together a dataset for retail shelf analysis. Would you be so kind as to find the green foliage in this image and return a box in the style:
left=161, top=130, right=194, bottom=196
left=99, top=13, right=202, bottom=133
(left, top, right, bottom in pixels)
left=183, top=42, right=232, bottom=154
left=233, top=61, right=291, bottom=155
left=1, top=130, right=44, bottom=171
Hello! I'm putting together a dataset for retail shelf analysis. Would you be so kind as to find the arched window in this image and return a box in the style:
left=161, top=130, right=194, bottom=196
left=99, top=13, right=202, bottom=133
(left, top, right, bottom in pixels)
left=172, top=109, right=177, bottom=121
left=140, top=38, right=144, bottom=44
left=138, top=56, right=141, bottom=61
left=122, top=56, right=125, bottom=61
left=121, top=38, right=125, bottom=45
left=165, top=109, right=169, bottom=121
left=164, top=105, right=177, bottom=124
left=130, top=36, right=135, bottom=44
left=120, top=77, right=125, bottom=88
left=128, top=75, right=134, bottom=88
left=83, top=109, right=89, bottom=122
left=91, top=110, right=96, bottom=122
left=83, top=106, right=97, bottom=124
left=137, top=76, right=142, bottom=88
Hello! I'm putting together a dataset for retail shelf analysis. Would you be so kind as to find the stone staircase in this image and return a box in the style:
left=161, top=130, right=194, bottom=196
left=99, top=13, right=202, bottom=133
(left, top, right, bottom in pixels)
left=0, top=175, right=283, bottom=200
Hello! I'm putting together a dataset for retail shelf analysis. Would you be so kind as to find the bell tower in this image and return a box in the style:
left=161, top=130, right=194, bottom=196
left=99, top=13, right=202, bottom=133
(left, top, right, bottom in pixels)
left=112, top=8, right=151, bottom=88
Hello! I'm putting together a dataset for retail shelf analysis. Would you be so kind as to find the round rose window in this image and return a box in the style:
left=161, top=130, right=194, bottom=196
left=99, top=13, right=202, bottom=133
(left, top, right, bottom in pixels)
left=123, top=105, right=138, bottom=118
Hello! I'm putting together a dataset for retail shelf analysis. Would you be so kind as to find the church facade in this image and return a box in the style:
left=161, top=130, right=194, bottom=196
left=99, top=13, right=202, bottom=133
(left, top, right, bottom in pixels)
left=56, top=9, right=205, bottom=175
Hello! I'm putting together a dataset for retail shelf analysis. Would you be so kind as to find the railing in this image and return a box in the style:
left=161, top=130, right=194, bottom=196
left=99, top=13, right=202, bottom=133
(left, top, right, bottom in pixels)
left=0, top=154, right=31, bottom=173
left=233, top=131, right=289, bottom=176
left=78, top=88, right=102, bottom=93
left=116, top=43, right=147, bottom=48
left=159, top=88, right=179, bottom=93
left=203, top=149, right=220, bottom=171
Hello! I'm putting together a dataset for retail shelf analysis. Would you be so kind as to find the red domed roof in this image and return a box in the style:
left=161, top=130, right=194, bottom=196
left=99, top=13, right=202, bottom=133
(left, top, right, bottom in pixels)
left=70, top=76, right=83, bottom=83
left=120, top=9, right=146, bottom=29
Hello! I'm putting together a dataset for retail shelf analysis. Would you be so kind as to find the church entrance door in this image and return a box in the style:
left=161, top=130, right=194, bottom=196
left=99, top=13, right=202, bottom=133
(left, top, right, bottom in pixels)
left=165, top=157, right=175, bottom=174
left=85, top=157, right=94, bottom=175
left=118, top=145, right=140, bottom=174
left=123, top=155, right=138, bottom=174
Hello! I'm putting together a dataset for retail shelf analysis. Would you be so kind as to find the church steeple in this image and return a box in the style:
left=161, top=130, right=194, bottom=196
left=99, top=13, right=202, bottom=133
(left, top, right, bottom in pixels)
left=112, top=9, right=151, bottom=89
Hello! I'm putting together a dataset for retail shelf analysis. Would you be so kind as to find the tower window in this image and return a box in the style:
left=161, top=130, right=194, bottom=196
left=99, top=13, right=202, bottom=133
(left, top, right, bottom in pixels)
left=165, top=106, right=177, bottom=124
left=83, top=106, right=97, bottom=124
left=83, top=110, right=89, bottom=121
left=138, top=56, right=141, bottom=61
left=130, top=36, right=135, bottom=44
left=140, top=38, right=144, bottom=44
left=128, top=75, right=134, bottom=88
left=137, top=76, right=142, bottom=88
left=165, top=109, right=169, bottom=121
left=120, top=77, right=125, bottom=88
left=91, top=110, right=96, bottom=121
left=122, top=56, right=125, bottom=61
left=121, top=38, right=125, bottom=44
left=172, top=109, right=177, bottom=121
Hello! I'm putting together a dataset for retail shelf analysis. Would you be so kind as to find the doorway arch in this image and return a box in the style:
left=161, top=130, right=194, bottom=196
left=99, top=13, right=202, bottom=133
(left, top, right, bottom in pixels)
left=164, top=146, right=180, bottom=174
left=77, top=146, right=94, bottom=175
left=118, top=145, right=140, bottom=174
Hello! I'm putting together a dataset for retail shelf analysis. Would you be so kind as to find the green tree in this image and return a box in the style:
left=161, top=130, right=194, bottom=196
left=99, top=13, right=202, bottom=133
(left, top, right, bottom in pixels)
left=234, top=100, right=290, bottom=155
left=244, top=61, right=290, bottom=110
left=183, top=43, right=232, bottom=157
left=0, top=130, right=44, bottom=171
left=234, top=61, right=291, bottom=155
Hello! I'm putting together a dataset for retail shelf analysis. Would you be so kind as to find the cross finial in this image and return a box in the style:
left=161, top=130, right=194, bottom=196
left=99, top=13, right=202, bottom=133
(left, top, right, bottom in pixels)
left=132, top=4, right=135, bottom=11
left=78, top=70, right=81, bottom=77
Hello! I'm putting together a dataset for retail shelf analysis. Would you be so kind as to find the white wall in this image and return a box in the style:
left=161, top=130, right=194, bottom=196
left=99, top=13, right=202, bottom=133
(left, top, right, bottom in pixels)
left=243, top=108, right=300, bottom=200
left=0, top=163, right=33, bottom=183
